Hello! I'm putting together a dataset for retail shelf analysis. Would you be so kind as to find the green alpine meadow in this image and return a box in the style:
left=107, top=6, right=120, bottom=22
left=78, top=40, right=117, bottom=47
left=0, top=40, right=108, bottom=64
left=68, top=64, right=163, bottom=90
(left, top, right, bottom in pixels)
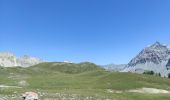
left=0, top=62, right=170, bottom=100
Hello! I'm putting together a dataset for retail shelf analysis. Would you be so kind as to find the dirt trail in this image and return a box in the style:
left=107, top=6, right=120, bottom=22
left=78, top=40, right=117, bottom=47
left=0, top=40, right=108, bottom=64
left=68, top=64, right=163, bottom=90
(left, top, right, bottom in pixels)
left=128, top=87, right=170, bottom=94
left=107, top=87, right=170, bottom=94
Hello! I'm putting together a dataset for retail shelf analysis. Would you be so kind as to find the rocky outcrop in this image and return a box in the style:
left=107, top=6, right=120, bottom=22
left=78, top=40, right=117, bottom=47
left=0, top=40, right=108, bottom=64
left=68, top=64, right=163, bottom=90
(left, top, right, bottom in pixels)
left=22, top=92, right=38, bottom=100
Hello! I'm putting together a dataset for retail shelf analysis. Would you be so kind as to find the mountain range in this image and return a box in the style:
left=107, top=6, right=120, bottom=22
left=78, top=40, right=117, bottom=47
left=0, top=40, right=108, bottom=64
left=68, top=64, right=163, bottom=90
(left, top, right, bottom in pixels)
left=0, top=52, right=43, bottom=67
left=1, top=42, right=170, bottom=77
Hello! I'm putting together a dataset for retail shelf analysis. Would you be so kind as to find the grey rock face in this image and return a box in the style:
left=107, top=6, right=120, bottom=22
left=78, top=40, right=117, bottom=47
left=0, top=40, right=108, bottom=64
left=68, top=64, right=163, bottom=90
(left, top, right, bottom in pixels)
left=0, top=52, right=43, bottom=67
left=123, top=42, right=170, bottom=77
left=128, top=42, right=170, bottom=67
left=166, top=58, right=170, bottom=70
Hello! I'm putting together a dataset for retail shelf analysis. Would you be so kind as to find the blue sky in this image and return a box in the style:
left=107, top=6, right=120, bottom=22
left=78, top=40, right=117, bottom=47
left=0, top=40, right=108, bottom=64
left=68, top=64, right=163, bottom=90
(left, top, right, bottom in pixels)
left=0, top=0, right=170, bottom=65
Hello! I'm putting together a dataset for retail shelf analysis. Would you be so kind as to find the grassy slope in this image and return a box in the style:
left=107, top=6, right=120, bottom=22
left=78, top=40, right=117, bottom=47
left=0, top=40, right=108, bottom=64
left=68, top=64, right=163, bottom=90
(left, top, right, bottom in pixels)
left=0, top=62, right=170, bottom=100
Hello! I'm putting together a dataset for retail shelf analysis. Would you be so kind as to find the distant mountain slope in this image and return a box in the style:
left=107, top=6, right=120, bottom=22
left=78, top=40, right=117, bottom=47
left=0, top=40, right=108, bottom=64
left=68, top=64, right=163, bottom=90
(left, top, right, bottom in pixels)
left=101, top=64, right=126, bottom=71
left=123, top=42, right=170, bottom=77
left=0, top=52, right=43, bottom=67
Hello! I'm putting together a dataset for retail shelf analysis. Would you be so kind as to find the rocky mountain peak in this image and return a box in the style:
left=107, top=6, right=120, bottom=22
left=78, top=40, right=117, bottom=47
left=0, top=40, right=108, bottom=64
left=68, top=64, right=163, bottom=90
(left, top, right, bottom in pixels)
left=128, top=42, right=170, bottom=67
left=149, top=42, right=168, bottom=51
left=152, top=41, right=162, bottom=47
left=122, top=42, right=170, bottom=77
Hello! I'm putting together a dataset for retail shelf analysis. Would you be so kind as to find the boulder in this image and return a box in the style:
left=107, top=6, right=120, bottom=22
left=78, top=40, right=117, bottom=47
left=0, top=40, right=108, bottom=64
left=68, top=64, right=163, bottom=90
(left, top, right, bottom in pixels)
left=22, top=92, right=38, bottom=100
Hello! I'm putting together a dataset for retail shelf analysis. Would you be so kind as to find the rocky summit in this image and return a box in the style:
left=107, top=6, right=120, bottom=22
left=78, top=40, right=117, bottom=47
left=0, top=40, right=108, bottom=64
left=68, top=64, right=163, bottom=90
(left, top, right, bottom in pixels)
left=0, top=52, right=43, bottom=67
left=122, top=42, right=170, bottom=77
